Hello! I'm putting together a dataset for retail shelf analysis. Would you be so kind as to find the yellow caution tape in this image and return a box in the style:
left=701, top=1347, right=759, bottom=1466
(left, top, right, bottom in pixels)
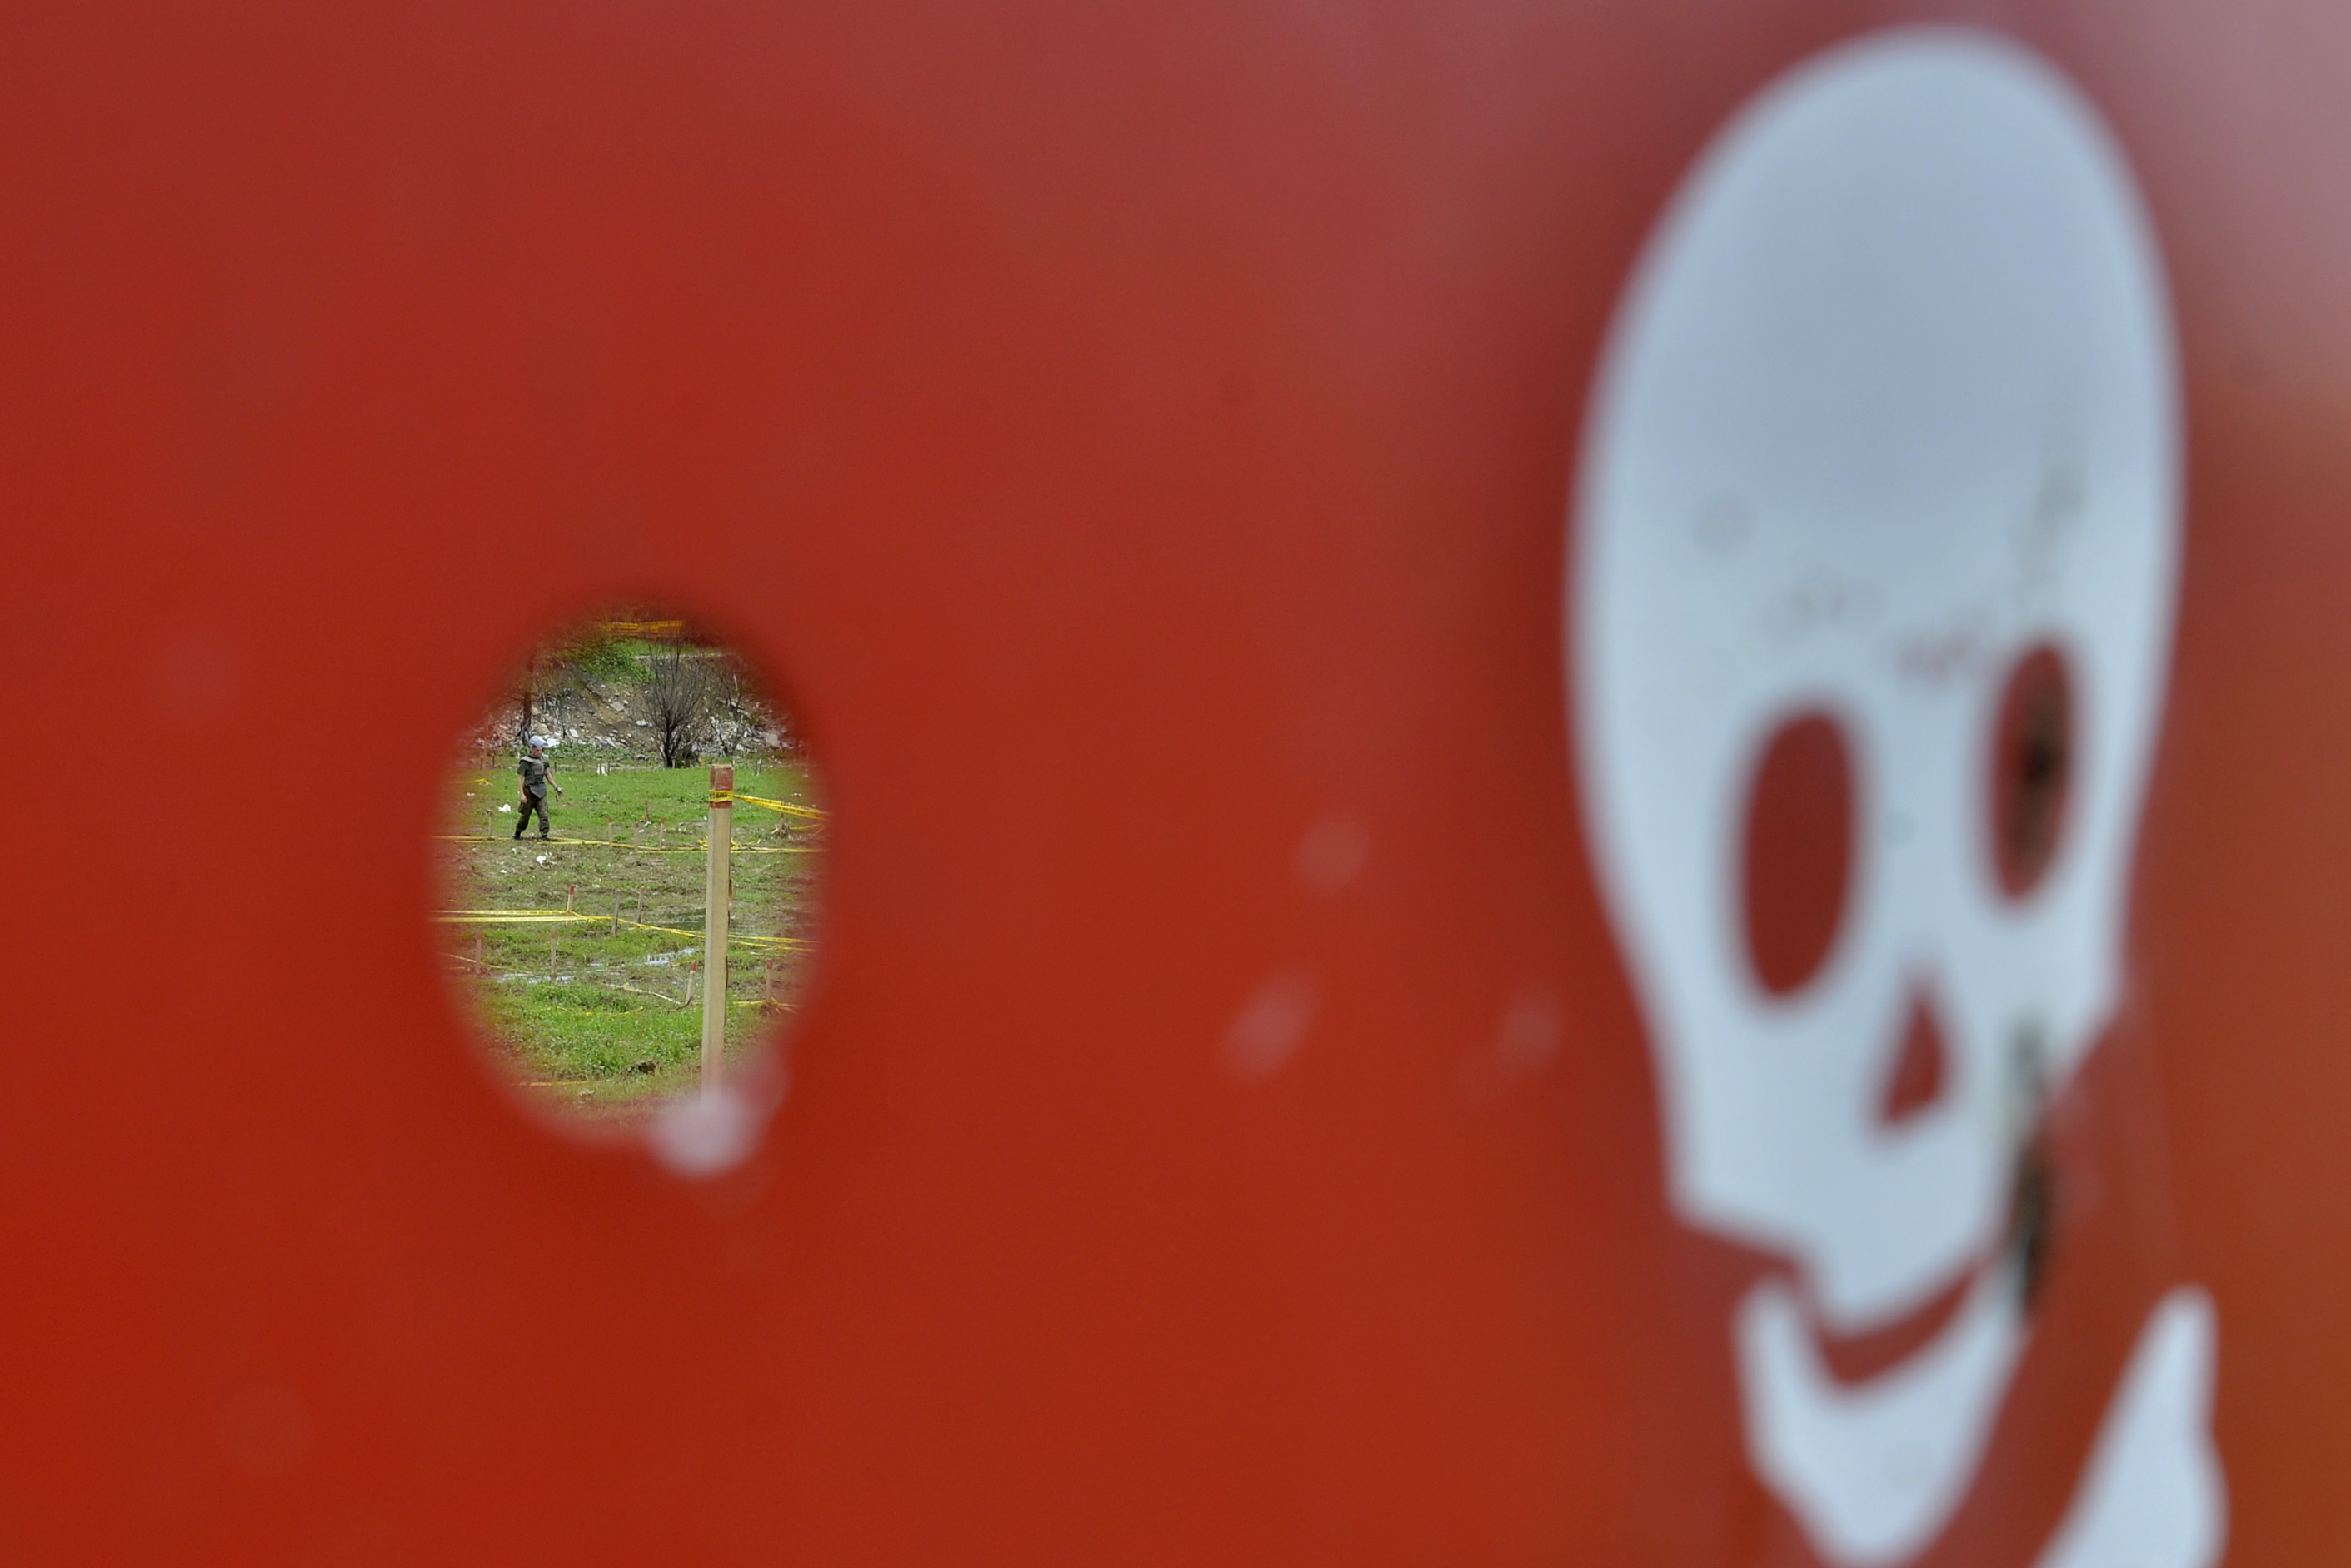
left=433, top=911, right=606, bottom=924
left=711, top=791, right=828, bottom=821
left=613, top=918, right=813, bottom=952
left=432, top=834, right=818, bottom=855
left=618, top=917, right=707, bottom=941
left=439, top=907, right=603, bottom=916
left=436, top=909, right=811, bottom=951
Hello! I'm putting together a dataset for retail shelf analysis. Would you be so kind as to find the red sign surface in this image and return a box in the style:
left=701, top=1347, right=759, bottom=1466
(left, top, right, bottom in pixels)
left=3, top=1, right=2349, bottom=1561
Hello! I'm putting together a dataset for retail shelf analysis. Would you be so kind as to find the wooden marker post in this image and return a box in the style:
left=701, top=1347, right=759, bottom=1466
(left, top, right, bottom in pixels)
left=701, top=763, right=733, bottom=1093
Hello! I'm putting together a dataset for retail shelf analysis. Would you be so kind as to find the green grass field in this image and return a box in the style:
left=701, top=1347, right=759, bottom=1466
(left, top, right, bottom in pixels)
left=437, top=752, right=823, bottom=1119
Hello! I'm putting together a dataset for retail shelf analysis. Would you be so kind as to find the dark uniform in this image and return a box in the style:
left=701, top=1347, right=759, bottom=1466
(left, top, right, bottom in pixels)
left=515, top=751, right=553, bottom=839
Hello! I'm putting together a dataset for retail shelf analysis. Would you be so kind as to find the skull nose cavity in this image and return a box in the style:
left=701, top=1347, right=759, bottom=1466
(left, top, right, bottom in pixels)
left=1879, top=989, right=1951, bottom=1126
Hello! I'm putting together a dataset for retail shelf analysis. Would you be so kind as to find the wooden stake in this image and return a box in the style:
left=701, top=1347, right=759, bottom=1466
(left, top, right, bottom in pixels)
left=612, top=893, right=621, bottom=936
left=701, top=762, right=734, bottom=1094
left=474, top=933, right=483, bottom=970
left=565, top=881, right=576, bottom=912
left=549, top=933, right=558, bottom=980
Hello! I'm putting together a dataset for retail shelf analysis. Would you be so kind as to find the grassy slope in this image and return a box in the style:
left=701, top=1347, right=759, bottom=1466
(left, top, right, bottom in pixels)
left=438, top=754, right=822, bottom=1114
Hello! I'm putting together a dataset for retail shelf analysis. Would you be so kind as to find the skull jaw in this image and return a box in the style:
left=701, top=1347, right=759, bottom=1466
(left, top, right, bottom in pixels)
left=1735, top=1275, right=2226, bottom=1568
left=1737, top=1264, right=2025, bottom=1566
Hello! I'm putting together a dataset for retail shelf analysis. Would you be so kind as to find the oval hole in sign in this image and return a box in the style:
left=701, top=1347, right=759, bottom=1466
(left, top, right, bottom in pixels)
left=433, top=606, right=826, bottom=1161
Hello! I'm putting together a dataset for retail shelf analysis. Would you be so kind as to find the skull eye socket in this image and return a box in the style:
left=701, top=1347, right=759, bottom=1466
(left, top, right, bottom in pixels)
left=1989, top=643, right=2074, bottom=899
left=1740, top=712, right=1856, bottom=996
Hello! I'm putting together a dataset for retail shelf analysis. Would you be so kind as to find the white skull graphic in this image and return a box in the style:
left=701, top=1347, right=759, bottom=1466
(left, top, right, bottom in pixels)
left=1570, top=29, right=2219, bottom=1566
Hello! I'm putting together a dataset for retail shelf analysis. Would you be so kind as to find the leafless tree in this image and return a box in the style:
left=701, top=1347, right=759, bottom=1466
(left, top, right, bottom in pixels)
left=703, top=653, right=783, bottom=759
left=636, top=643, right=712, bottom=767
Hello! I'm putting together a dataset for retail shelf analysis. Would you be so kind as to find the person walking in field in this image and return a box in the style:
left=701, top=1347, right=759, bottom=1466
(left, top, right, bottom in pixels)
left=514, top=739, right=562, bottom=841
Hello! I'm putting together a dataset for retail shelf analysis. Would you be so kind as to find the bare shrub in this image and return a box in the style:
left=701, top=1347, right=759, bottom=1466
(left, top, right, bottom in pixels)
left=704, top=653, right=782, bottom=759
left=636, top=643, right=713, bottom=768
